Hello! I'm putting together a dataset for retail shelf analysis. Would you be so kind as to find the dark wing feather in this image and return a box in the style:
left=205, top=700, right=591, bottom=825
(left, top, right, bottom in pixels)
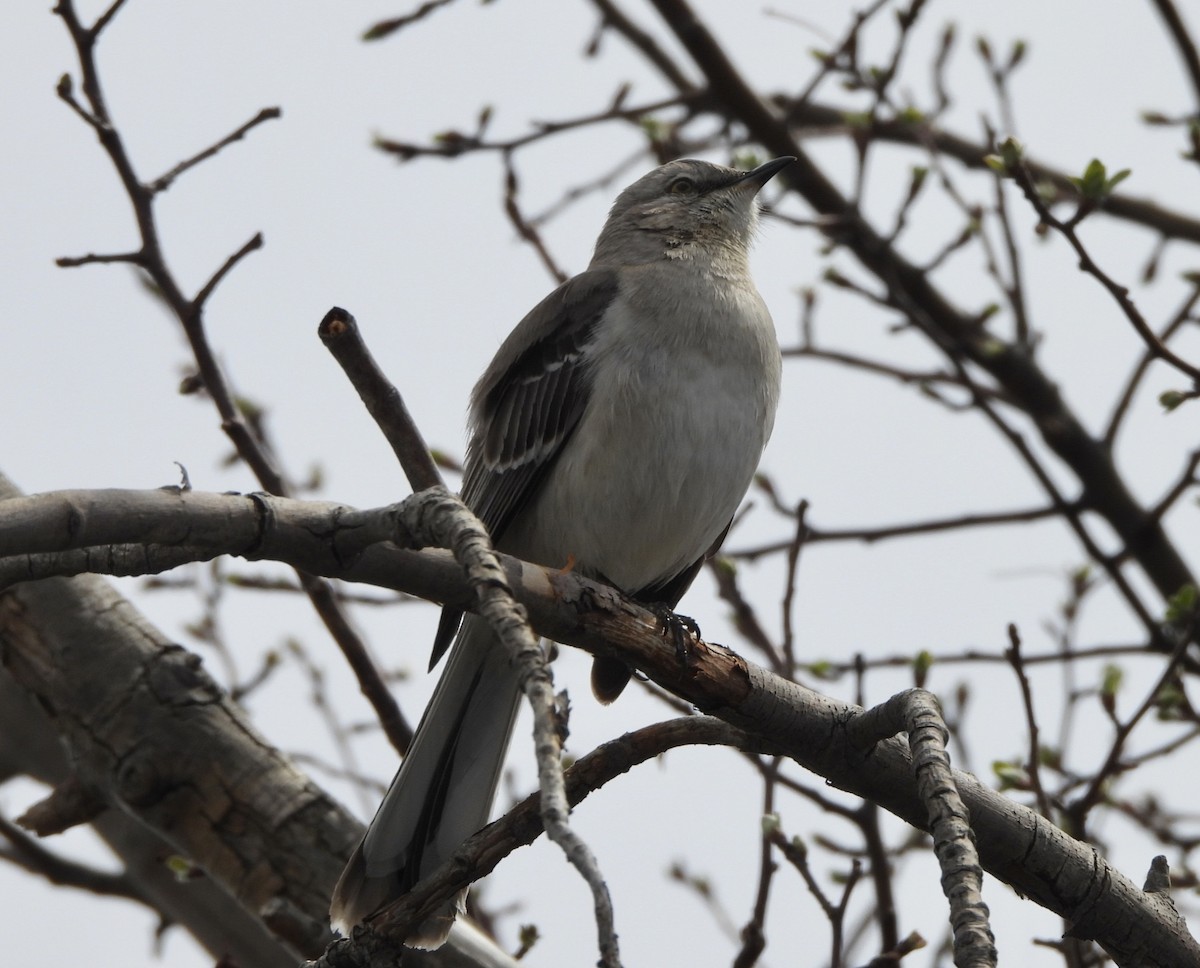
left=464, top=269, right=618, bottom=532
left=429, top=270, right=619, bottom=668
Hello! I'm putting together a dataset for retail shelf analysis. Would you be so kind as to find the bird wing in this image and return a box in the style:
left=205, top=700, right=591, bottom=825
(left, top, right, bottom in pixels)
left=429, top=269, right=619, bottom=667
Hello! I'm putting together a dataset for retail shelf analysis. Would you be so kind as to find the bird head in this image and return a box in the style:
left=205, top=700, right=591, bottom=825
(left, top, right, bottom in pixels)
left=591, top=156, right=794, bottom=267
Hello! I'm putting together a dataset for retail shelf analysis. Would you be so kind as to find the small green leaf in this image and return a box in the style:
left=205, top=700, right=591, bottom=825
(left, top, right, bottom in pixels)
left=977, top=303, right=1001, bottom=324
left=1034, top=179, right=1058, bottom=203
left=1159, top=389, right=1186, bottom=412
left=1068, top=158, right=1131, bottom=201
left=1154, top=683, right=1185, bottom=721
left=761, top=813, right=781, bottom=835
left=1101, top=663, right=1123, bottom=698
left=1037, top=745, right=1061, bottom=769
left=639, top=116, right=665, bottom=139
left=1007, top=39, right=1027, bottom=71
left=806, top=659, right=836, bottom=680
left=164, top=855, right=199, bottom=882
left=999, top=137, right=1024, bottom=167
left=517, top=923, right=540, bottom=950
left=1165, top=583, right=1198, bottom=625
left=992, top=760, right=1028, bottom=790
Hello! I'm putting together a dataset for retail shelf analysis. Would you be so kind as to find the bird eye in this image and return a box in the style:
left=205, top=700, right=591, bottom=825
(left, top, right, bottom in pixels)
left=667, top=176, right=696, bottom=195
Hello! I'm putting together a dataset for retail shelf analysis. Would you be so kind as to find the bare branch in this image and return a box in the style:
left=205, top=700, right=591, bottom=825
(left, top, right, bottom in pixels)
left=1104, top=283, right=1200, bottom=446
left=191, top=232, right=263, bottom=310
left=55, top=250, right=144, bottom=269
left=730, top=502, right=1067, bottom=559
left=4, top=484, right=1200, bottom=964
left=318, top=307, right=443, bottom=493
left=1005, top=624, right=1053, bottom=820
left=1006, top=156, right=1200, bottom=386
left=0, top=814, right=148, bottom=906
left=1149, top=0, right=1200, bottom=113
left=147, top=107, right=282, bottom=194
left=363, top=0, right=461, bottom=42
left=51, top=0, right=414, bottom=762
left=503, top=153, right=568, bottom=284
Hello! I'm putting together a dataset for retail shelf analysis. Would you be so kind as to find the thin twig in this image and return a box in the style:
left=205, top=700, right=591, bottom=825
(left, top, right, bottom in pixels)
left=1006, top=624, right=1053, bottom=820
left=1146, top=447, right=1200, bottom=525
left=56, top=250, right=144, bottom=268
left=731, top=502, right=1067, bottom=559
left=191, top=233, right=263, bottom=309
left=362, top=0, right=460, bottom=41
left=783, top=343, right=1015, bottom=406
left=148, top=107, right=282, bottom=194
left=503, top=153, right=568, bottom=284
left=374, top=92, right=702, bottom=162
left=586, top=0, right=697, bottom=92
left=1104, top=283, right=1200, bottom=446
left=1066, top=630, right=1196, bottom=829
left=732, top=757, right=780, bottom=968
left=779, top=500, right=808, bottom=677
left=53, top=0, right=413, bottom=757
left=1007, top=158, right=1200, bottom=385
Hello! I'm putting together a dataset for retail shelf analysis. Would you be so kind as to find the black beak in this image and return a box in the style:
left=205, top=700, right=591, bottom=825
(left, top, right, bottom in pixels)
left=734, top=156, right=796, bottom=191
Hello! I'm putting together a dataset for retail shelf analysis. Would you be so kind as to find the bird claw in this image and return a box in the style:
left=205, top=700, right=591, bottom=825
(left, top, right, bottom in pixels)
left=647, top=604, right=702, bottom=666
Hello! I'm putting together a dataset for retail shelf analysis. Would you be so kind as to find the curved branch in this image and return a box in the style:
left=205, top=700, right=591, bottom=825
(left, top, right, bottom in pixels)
left=316, top=718, right=756, bottom=966
left=2, top=483, right=1199, bottom=965
left=642, top=0, right=1196, bottom=630
left=1150, top=0, right=1200, bottom=114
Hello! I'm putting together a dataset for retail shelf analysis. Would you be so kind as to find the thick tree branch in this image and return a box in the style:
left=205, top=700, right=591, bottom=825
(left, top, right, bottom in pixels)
left=2, top=483, right=1198, bottom=965
left=642, top=0, right=1196, bottom=634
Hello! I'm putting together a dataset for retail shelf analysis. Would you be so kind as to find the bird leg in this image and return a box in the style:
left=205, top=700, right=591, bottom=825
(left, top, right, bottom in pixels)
left=646, top=603, right=702, bottom=666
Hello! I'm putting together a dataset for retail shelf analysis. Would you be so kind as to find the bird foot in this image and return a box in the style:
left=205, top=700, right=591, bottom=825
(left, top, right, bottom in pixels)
left=647, top=603, right=702, bottom=666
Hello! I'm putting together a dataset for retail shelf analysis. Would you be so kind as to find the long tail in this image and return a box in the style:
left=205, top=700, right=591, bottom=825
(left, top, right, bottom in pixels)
left=329, top=615, right=522, bottom=948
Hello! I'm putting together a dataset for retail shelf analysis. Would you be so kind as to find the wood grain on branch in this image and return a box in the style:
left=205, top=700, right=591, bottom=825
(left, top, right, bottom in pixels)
left=2, top=482, right=1197, bottom=966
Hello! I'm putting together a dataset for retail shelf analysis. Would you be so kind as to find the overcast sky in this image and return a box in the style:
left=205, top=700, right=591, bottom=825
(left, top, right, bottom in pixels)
left=4, top=2, right=1199, bottom=966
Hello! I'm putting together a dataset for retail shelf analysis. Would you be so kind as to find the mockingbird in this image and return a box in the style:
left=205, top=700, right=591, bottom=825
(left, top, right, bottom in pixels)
left=330, top=156, right=792, bottom=947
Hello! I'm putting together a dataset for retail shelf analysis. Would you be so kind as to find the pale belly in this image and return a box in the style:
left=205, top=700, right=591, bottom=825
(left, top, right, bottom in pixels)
left=502, top=345, right=773, bottom=593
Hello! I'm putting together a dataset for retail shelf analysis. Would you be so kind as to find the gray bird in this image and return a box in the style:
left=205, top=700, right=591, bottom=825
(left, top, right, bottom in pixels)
left=329, top=156, right=791, bottom=947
